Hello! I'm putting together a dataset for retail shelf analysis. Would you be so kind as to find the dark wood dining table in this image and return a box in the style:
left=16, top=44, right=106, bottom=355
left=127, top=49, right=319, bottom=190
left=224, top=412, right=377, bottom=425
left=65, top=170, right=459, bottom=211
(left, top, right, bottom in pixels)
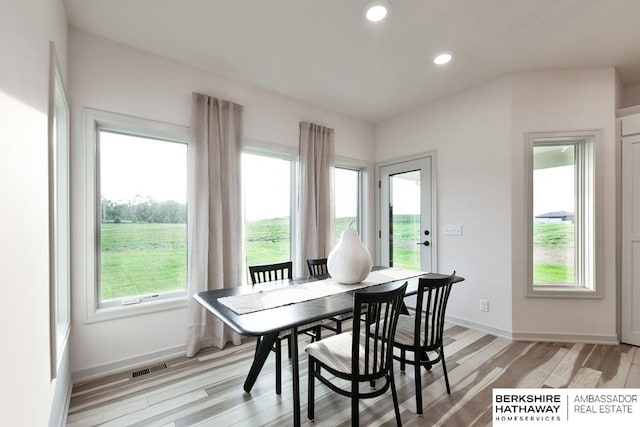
left=194, top=269, right=464, bottom=426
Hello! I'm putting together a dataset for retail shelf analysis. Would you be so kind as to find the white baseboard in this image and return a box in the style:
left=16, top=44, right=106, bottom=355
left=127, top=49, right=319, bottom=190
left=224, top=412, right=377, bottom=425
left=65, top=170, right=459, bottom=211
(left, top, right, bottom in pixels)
left=51, top=380, right=72, bottom=427
left=445, top=315, right=513, bottom=340
left=49, top=343, right=73, bottom=427
left=511, top=331, right=619, bottom=345
left=72, top=345, right=186, bottom=383
left=446, top=315, right=619, bottom=345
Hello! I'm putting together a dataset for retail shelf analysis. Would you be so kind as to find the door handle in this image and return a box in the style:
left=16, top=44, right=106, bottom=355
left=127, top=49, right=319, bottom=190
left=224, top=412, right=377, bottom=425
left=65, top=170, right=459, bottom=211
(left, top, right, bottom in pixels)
left=416, top=241, right=430, bottom=247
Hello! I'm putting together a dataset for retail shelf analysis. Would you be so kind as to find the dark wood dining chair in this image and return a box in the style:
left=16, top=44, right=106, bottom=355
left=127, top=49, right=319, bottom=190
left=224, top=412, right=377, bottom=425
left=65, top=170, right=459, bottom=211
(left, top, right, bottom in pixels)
left=306, top=257, right=350, bottom=334
left=249, top=261, right=293, bottom=284
left=392, top=271, right=457, bottom=414
left=306, top=258, right=328, bottom=277
left=306, top=281, right=407, bottom=427
left=248, top=261, right=322, bottom=395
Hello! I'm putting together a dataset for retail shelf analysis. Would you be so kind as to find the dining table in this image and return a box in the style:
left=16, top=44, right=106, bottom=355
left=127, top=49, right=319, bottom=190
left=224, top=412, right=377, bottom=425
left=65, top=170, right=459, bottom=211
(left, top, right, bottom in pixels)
left=194, top=267, right=465, bottom=426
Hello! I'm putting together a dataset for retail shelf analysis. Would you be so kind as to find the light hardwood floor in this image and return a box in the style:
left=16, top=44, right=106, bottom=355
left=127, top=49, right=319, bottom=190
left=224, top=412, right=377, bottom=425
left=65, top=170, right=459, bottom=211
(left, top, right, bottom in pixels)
left=67, top=324, right=640, bottom=426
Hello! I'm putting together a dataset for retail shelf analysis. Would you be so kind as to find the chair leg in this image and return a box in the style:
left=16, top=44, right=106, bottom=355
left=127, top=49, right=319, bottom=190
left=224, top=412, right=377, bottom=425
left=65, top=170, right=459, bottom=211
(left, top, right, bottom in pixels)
left=308, top=357, right=315, bottom=420
left=414, top=348, right=423, bottom=414
left=400, top=348, right=406, bottom=372
left=313, top=328, right=322, bottom=375
left=275, top=338, right=282, bottom=395
left=287, top=335, right=292, bottom=359
left=441, top=347, right=451, bottom=394
left=336, top=319, right=342, bottom=334
left=351, top=377, right=359, bottom=427
left=389, top=371, right=402, bottom=427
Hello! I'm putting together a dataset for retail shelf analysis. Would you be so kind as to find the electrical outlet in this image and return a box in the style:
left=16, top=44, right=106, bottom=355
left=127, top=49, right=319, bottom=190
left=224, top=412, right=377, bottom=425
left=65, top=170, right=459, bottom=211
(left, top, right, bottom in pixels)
left=479, top=299, right=489, bottom=312
left=443, top=225, right=462, bottom=236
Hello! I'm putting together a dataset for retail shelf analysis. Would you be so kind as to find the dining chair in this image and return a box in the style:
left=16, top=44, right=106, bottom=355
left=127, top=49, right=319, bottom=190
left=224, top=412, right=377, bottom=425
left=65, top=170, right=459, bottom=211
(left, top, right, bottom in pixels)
left=248, top=261, right=323, bottom=395
left=249, top=261, right=293, bottom=284
left=306, top=257, right=328, bottom=277
left=392, top=271, right=457, bottom=414
left=306, top=281, right=407, bottom=427
left=306, top=257, right=348, bottom=335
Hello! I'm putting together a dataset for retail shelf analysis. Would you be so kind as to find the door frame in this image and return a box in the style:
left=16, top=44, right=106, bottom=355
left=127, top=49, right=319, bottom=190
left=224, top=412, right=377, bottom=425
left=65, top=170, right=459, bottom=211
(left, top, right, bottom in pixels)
left=374, top=151, right=438, bottom=271
left=621, top=132, right=640, bottom=346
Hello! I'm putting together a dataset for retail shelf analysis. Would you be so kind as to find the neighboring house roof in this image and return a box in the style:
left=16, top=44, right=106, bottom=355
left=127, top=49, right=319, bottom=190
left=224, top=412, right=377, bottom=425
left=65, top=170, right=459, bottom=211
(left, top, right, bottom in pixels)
left=535, top=211, right=574, bottom=221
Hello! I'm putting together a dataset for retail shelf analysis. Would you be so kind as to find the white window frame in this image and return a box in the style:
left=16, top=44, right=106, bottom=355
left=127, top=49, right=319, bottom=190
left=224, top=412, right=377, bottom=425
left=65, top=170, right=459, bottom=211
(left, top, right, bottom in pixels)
left=242, top=139, right=298, bottom=279
left=525, top=130, right=601, bottom=298
left=84, top=108, right=189, bottom=323
left=334, top=157, right=370, bottom=245
left=240, top=140, right=371, bottom=276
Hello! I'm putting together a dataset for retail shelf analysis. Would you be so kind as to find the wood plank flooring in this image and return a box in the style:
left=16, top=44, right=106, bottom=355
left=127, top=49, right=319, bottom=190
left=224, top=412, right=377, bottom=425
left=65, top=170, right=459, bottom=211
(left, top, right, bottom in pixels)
left=67, top=324, right=639, bottom=426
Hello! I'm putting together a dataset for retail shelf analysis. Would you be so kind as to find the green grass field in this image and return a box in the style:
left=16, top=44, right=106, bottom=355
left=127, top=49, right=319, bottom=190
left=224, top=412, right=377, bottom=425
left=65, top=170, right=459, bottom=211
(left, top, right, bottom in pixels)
left=533, top=222, right=575, bottom=284
left=100, top=217, right=575, bottom=300
left=101, top=223, right=187, bottom=300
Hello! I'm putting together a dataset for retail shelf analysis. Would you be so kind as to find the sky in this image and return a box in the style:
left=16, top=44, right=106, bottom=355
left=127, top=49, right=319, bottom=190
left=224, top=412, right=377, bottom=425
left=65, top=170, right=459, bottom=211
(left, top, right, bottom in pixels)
left=100, top=141, right=361, bottom=221
left=391, top=171, right=420, bottom=215
left=241, top=153, right=361, bottom=221
left=533, top=165, right=574, bottom=216
left=100, top=131, right=571, bottom=222
left=100, top=131, right=187, bottom=204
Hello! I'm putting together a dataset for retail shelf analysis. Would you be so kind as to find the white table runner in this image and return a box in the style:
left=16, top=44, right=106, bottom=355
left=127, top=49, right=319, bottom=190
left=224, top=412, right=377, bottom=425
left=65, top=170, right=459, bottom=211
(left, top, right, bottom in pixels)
left=218, top=268, right=427, bottom=315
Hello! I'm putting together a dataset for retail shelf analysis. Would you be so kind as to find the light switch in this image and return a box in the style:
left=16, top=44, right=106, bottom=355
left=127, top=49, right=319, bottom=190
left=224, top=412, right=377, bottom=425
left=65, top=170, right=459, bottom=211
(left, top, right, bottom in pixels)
left=443, top=225, right=462, bottom=236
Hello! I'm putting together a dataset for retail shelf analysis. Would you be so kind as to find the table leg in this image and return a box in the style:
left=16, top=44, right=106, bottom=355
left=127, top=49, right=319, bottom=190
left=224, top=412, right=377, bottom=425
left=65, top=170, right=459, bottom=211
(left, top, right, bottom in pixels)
left=290, top=326, right=300, bottom=427
left=243, top=332, right=278, bottom=392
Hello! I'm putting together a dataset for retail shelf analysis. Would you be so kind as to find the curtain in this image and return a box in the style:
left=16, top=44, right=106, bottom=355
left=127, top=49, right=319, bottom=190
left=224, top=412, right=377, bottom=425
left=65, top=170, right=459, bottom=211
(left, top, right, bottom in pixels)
left=298, top=121, right=335, bottom=277
left=186, top=92, right=244, bottom=357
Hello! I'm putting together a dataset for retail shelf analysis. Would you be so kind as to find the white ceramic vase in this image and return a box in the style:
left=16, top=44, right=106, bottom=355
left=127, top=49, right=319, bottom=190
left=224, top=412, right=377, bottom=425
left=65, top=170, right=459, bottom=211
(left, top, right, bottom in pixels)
left=327, top=221, right=372, bottom=284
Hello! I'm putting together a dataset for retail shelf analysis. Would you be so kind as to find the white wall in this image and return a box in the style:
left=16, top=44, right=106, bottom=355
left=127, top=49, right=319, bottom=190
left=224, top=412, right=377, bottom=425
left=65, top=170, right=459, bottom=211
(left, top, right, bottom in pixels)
left=511, top=68, right=618, bottom=342
left=68, top=30, right=375, bottom=377
left=622, top=82, right=640, bottom=108
left=0, top=0, right=69, bottom=425
left=376, top=67, right=619, bottom=342
left=376, top=78, right=514, bottom=337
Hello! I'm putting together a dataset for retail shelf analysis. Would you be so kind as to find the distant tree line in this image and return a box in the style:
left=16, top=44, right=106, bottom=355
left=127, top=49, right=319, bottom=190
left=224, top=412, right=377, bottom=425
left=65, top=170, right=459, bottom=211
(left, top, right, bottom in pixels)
left=101, top=196, right=186, bottom=224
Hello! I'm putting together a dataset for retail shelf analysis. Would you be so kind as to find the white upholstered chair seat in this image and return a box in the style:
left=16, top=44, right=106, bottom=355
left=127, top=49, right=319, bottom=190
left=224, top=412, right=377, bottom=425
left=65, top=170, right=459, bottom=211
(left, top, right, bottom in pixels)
left=305, top=331, right=386, bottom=375
left=393, top=313, right=428, bottom=346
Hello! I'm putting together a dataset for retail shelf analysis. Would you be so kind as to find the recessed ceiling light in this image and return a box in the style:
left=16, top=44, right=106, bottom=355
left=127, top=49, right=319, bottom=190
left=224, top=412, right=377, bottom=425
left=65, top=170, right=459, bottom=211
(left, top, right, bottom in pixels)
left=363, top=0, right=391, bottom=22
left=433, top=51, right=454, bottom=65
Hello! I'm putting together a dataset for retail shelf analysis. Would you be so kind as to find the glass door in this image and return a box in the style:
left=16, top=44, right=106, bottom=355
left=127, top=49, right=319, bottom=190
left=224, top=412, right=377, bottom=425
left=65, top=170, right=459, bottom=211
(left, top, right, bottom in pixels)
left=379, top=157, right=433, bottom=272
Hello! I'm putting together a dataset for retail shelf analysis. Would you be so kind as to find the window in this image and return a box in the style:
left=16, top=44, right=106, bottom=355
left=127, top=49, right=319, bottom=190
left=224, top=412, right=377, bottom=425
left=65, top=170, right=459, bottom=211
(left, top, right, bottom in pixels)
left=48, top=42, right=70, bottom=377
left=98, top=131, right=187, bottom=306
left=242, top=152, right=294, bottom=269
left=335, top=167, right=361, bottom=240
left=526, top=131, right=597, bottom=297
left=85, top=109, right=189, bottom=321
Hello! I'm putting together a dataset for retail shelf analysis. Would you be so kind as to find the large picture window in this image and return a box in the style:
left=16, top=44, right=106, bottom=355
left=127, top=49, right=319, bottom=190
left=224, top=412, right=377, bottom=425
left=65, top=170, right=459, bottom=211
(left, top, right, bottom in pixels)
left=526, top=131, right=597, bottom=297
left=334, top=167, right=361, bottom=240
left=242, top=152, right=293, bottom=269
left=98, top=131, right=187, bottom=306
left=85, top=109, right=189, bottom=320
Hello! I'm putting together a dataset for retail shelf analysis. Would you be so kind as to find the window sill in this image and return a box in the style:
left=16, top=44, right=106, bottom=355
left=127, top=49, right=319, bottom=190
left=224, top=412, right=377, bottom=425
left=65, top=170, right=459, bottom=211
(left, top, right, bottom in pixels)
left=85, top=295, right=188, bottom=324
left=526, top=286, right=601, bottom=299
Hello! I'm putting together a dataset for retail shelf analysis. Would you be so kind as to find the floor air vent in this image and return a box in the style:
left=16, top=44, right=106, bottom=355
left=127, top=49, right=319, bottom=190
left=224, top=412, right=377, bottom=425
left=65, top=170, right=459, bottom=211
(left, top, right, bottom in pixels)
left=130, top=363, right=168, bottom=379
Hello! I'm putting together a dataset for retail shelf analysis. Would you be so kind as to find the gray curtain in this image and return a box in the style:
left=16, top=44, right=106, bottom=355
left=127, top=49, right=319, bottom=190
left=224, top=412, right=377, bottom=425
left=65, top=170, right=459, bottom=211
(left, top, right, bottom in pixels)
left=298, top=122, right=335, bottom=277
left=186, top=92, right=244, bottom=357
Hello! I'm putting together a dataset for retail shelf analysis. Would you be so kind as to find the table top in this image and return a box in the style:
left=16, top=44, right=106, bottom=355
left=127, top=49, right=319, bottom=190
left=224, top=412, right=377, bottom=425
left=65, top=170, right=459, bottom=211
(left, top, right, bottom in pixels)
left=194, top=270, right=464, bottom=337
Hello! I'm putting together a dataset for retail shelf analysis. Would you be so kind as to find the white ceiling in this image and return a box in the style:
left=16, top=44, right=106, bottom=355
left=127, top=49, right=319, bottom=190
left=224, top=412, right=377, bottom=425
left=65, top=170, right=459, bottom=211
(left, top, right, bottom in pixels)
left=63, top=0, right=640, bottom=123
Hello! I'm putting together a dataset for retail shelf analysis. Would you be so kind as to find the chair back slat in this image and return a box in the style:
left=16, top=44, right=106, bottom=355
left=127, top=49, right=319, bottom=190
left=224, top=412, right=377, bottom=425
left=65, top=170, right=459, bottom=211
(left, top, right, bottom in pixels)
left=249, top=261, right=293, bottom=284
left=416, top=272, right=456, bottom=350
left=306, top=258, right=328, bottom=277
left=351, top=281, right=407, bottom=380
